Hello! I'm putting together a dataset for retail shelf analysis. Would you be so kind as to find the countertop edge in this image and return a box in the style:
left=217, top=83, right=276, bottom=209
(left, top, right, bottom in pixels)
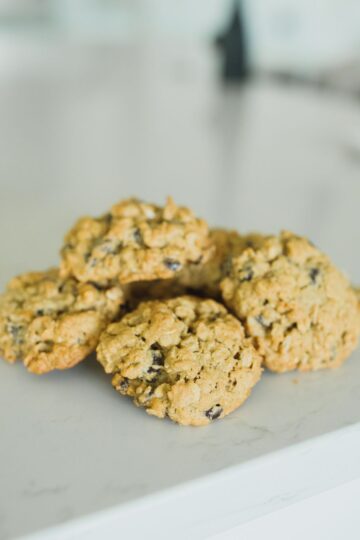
left=22, top=422, right=360, bottom=540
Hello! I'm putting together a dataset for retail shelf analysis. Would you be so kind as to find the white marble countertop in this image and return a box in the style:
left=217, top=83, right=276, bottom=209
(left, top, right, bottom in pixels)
left=0, top=41, right=359, bottom=539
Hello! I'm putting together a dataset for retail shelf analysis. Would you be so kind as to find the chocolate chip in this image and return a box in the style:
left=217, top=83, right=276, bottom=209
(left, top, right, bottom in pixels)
left=150, top=343, right=164, bottom=366
left=35, top=309, right=45, bottom=317
left=240, top=267, right=254, bottom=282
left=309, top=268, right=320, bottom=284
left=255, top=315, right=271, bottom=329
left=147, top=344, right=165, bottom=375
left=133, top=228, right=143, bottom=245
left=7, top=324, right=24, bottom=344
left=152, top=351, right=164, bottom=366
left=287, top=323, right=297, bottom=331
left=205, top=404, right=223, bottom=421
left=151, top=351, right=164, bottom=366
left=163, top=259, right=181, bottom=272
left=118, top=378, right=129, bottom=391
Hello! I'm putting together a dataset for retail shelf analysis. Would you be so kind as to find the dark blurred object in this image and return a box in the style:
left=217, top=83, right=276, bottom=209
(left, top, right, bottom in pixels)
left=215, top=0, right=249, bottom=83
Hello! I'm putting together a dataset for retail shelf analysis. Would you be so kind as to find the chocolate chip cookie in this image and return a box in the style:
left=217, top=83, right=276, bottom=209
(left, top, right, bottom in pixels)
left=60, top=197, right=212, bottom=286
left=0, top=269, right=125, bottom=374
left=178, top=228, right=265, bottom=299
left=97, top=296, right=262, bottom=426
left=221, top=231, right=360, bottom=372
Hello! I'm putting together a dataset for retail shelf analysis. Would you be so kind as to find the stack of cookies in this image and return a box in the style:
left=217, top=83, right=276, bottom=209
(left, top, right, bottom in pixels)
left=1, top=197, right=359, bottom=426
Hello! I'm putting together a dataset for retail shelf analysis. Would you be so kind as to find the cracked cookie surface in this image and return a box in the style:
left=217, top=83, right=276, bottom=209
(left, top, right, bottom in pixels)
left=221, top=231, right=360, bottom=372
left=60, top=197, right=212, bottom=286
left=0, top=269, right=125, bottom=374
left=177, top=229, right=265, bottom=299
left=97, top=296, right=262, bottom=426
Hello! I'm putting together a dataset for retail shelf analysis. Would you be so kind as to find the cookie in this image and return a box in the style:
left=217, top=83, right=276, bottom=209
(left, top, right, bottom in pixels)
left=0, top=269, right=125, bottom=374
left=177, top=229, right=265, bottom=299
left=220, top=231, right=360, bottom=372
left=60, top=197, right=212, bottom=286
left=355, top=286, right=360, bottom=307
left=97, top=296, right=262, bottom=426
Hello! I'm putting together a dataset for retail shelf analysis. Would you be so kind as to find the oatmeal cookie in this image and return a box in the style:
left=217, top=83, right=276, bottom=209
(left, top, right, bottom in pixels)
left=221, top=231, right=360, bottom=372
left=0, top=269, right=125, bottom=374
left=60, top=197, right=212, bottom=286
left=97, top=296, right=262, bottom=426
left=355, top=286, right=360, bottom=307
left=177, top=229, right=265, bottom=299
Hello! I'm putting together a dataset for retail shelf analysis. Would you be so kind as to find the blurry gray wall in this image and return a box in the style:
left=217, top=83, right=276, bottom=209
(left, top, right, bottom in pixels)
left=0, top=0, right=360, bottom=72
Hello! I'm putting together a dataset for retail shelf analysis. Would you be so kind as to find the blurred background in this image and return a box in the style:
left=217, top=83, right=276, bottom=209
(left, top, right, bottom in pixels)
left=0, top=0, right=359, bottom=288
